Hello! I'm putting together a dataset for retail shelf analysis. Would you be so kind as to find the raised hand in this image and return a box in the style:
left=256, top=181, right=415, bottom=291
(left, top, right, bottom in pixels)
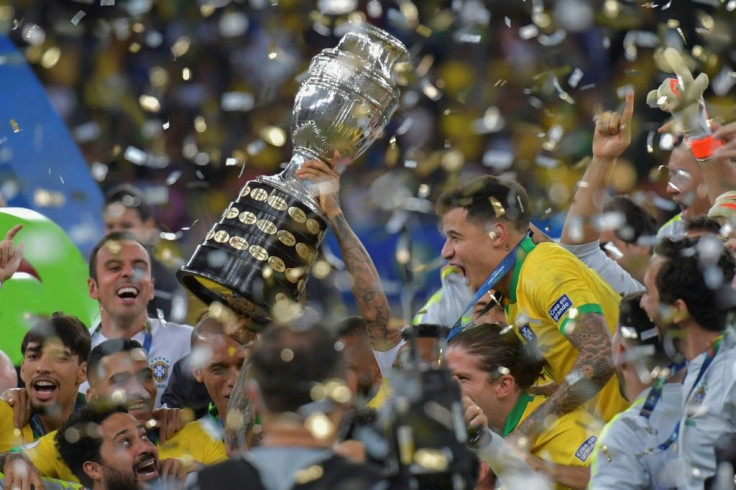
left=0, top=224, right=23, bottom=283
left=295, top=156, right=343, bottom=219
left=592, top=91, right=635, bottom=160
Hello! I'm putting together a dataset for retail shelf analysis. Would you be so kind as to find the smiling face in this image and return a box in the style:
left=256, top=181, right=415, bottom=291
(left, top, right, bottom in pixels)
left=20, top=338, right=86, bottom=415
left=88, top=240, right=154, bottom=328
left=89, top=350, right=155, bottom=422
left=192, top=333, right=247, bottom=419
left=441, top=208, right=504, bottom=291
left=666, top=146, right=710, bottom=219
left=93, top=412, right=160, bottom=489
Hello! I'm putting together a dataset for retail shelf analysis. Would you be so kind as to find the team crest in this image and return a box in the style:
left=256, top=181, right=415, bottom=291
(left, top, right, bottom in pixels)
left=151, top=357, right=170, bottom=384
left=691, top=385, right=707, bottom=406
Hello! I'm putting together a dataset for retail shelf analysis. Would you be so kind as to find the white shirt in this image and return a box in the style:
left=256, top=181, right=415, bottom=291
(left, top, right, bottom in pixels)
left=81, top=318, right=193, bottom=407
left=559, top=240, right=644, bottom=296
left=676, top=329, right=736, bottom=489
left=589, top=383, right=682, bottom=489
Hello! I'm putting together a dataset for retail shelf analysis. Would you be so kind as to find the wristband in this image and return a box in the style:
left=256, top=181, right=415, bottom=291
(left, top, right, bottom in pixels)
left=689, top=134, right=724, bottom=161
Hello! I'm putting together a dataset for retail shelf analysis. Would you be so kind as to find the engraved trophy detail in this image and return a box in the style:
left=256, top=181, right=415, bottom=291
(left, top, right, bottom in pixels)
left=177, top=23, right=409, bottom=325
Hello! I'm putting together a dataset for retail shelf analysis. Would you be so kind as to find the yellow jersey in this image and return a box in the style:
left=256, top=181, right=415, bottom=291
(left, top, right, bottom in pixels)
left=0, top=400, right=34, bottom=452
left=24, top=419, right=228, bottom=483
left=503, top=237, right=629, bottom=422
left=507, top=393, right=603, bottom=489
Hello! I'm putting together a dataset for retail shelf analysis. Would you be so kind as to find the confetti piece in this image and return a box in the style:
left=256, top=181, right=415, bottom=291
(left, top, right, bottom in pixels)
left=568, top=68, right=583, bottom=88
left=9, top=119, right=20, bottom=133
left=71, top=10, right=86, bottom=25
left=101, top=0, right=116, bottom=5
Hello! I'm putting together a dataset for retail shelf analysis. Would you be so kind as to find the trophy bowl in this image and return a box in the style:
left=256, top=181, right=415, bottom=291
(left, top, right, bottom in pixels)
left=178, top=22, right=409, bottom=326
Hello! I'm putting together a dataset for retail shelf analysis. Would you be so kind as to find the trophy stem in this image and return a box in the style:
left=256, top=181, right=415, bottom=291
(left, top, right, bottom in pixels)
left=258, top=150, right=328, bottom=220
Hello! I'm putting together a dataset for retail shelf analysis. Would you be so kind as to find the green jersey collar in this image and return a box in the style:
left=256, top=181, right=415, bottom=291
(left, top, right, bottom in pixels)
left=508, top=236, right=536, bottom=304
left=503, top=391, right=534, bottom=437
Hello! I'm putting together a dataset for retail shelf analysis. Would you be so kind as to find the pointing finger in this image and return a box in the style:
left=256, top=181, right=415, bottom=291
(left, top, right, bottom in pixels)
left=621, top=91, right=635, bottom=126
left=4, top=224, right=22, bottom=241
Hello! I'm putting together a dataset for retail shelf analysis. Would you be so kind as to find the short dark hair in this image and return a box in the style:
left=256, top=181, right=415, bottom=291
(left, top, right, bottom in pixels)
left=103, top=184, right=152, bottom=222
left=603, top=196, right=657, bottom=245
left=88, top=231, right=151, bottom=281
left=401, top=323, right=450, bottom=340
left=448, top=324, right=546, bottom=390
left=655, top=237, right=736, bottom=332
left=87, top=339, right=144, bottom=384
left=332, top=316, right=367, bottom=338
left=683, top=215, right=722, bottom=235
left=56, top=402, right=130, bottom=488
left=21, top=313, right=91, bottom=363
left=436, top=176, right=531, bottom=231
left=617, top=292, right=670, bottom=370
left=249, top=324, right=345, bottom=413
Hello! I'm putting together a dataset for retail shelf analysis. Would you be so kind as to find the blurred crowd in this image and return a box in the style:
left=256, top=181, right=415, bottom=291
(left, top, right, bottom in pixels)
left=2, top=1, right=736, bottom=489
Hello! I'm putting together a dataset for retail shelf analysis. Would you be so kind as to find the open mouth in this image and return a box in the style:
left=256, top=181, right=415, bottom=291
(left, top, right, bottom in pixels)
left=127, top=399, right=150, bottom=413
left=31, top=378, right=59, bottom=402
left=134, top=456, right=159, bottom=481
left=116, top=286, right=140, bottom=302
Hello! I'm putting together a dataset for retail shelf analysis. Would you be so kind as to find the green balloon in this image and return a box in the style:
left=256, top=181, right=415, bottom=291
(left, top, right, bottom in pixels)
left=0, top=208, right=98, bottom=365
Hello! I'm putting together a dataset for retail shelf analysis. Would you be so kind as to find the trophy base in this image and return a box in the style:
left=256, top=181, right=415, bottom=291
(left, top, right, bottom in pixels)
left=177, top=177, right=328, bottom=328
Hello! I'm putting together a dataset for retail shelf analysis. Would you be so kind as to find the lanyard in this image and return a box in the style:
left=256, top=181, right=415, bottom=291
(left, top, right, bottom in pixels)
left=208, top=402, right=224, bottom=430
left=29, top=393, right=86, bottom=439
left=655, top=332, right=725, bottom=451
left=638, top=360, right=687, bottom=420
left=93, top=322, right=153, bottom=354
left=446, top=232, right=530, bottom=342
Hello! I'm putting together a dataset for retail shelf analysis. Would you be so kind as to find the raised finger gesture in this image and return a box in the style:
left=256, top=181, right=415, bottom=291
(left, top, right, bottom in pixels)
left=592, top=91, right=635, bottom=160
left=0, top=224, right=23, bottom=283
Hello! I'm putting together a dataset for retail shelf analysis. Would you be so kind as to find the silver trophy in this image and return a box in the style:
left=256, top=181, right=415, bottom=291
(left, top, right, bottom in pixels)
left=178, top=23, right=410, bottom=325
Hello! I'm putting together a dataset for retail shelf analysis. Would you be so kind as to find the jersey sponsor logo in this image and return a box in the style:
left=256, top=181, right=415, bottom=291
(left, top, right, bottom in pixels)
left=519, top=324, right=536, bottom=342
left=575, top=435, right=598, bottom=462
left=151, top=357, right=170, bottom=384
left=548, top=294, right=573, bottom=323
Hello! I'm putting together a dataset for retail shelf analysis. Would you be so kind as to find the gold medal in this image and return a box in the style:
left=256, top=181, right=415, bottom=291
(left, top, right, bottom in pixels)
left=268, top=256, right=286, bottom=273
left=229, top=236, right=248, bottom=250
left=239, top=211, right=257, bottom=225
left=277, top=230, right=296, bottom=247
left=249, top=245, right=268, bottom=261
left=306, top=218, right=321, bottom=235
left=250, top=188, right=268, bottom=202
left=214, top=230, right=230, bottom=243
left=267, top=195, right=288, bottom=211
left=226, top=207, right=239, bottom=219
left=288, top=206, right=307, bottom=223
left=256, top=219, right=277, bottom=235
left=295, top=243, right=311, bottom=260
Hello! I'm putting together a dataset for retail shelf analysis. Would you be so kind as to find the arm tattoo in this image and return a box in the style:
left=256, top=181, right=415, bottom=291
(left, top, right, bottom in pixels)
left=224, top=360, right=255, bottom=454
left=330, top=213, right=399, bottom=350
left=517, top=313, right=614, bottom=437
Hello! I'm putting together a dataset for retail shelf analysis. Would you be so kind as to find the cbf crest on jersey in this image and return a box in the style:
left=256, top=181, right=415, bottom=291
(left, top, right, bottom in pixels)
left=151, top=356, right=170, bottom=384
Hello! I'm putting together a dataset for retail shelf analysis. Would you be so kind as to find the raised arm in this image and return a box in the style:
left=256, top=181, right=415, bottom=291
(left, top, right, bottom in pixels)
left=296, top=159, right=400, bottom=351
left=561, top=92, right=634, bottom=245
left=514, top=312, right=614, bottom=439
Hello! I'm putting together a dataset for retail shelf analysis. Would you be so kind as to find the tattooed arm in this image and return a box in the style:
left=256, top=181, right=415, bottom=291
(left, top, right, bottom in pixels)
left=296, top=160, right=401, bottom=351
left=514, top=312, right=614, bottom=440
